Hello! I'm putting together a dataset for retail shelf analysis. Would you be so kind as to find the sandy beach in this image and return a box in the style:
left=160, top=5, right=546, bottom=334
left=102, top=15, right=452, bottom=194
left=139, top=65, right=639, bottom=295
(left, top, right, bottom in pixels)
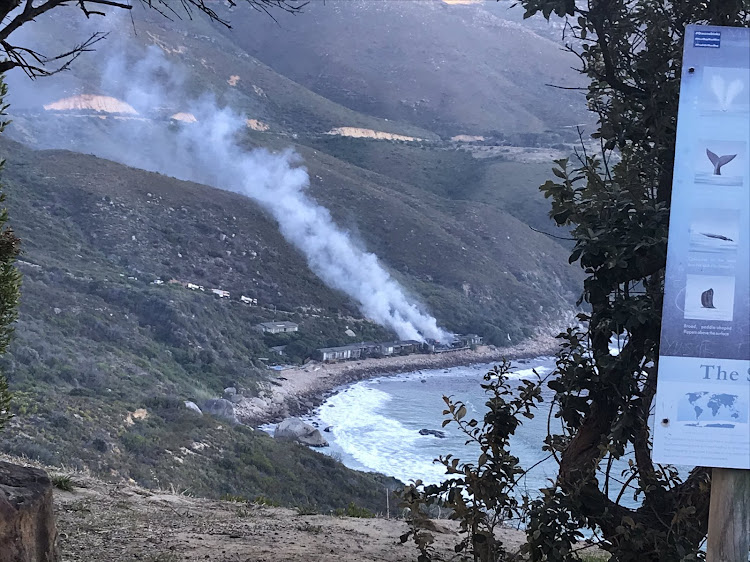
left=235, top=336, right=560, bottom=425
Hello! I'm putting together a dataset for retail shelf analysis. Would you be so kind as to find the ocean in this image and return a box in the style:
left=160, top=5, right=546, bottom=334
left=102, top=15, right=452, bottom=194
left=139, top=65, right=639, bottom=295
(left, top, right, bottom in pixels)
left=306, top=356, right=561, bottom=492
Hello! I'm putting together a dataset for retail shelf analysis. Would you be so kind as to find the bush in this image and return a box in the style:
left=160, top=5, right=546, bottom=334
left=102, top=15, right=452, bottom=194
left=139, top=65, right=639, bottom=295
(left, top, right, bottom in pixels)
left=51, top=474, right=74, bottom=491
left=334, top=502, right=375, bottom=519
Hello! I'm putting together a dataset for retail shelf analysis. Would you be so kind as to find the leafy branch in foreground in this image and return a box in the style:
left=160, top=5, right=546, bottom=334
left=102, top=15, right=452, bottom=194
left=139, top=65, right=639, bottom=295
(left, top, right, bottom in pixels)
left=398, top=360, right=544, bottom=562
left=512, top=2, right=748, bottom=560
left=0, top=0, right=306, bottom=77
left=0, top=74, right=21, bottom=433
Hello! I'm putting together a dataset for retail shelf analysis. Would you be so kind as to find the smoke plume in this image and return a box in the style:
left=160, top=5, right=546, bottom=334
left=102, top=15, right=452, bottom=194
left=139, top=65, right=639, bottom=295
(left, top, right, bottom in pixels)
left=165, top=100, right=450, bottom=342
left=8, top=26, right=451, bottom=342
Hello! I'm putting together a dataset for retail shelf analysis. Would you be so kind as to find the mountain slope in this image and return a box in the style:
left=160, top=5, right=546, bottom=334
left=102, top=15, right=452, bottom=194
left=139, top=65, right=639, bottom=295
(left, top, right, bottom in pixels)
left=5, top=9, right=436, bottom=141
left=0, top=133, right=579, bottom=502
left=213, top=0, right=589, bottom=137
left=7, top=0, right=589, bottom=141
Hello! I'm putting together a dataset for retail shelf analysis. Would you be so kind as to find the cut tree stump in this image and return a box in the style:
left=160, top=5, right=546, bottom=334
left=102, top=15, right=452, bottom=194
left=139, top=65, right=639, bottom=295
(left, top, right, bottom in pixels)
left=0, top=460, right=59, bottom=561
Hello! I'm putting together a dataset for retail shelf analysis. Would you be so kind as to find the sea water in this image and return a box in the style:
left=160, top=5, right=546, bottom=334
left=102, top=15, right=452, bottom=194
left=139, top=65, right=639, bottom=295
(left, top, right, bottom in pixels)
left=307, top=357, right=561, bottom=493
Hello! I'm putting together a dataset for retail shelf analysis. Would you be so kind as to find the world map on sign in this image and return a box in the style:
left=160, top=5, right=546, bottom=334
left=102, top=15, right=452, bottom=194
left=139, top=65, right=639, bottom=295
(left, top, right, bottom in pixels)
left=676, top=392, right=749, bottom=428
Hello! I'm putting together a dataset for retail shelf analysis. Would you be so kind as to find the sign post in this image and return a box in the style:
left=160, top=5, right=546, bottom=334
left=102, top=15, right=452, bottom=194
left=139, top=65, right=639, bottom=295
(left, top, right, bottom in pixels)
left=652, top=24, right=750, bottom=561
left=706, top=468, right=749, bottom=560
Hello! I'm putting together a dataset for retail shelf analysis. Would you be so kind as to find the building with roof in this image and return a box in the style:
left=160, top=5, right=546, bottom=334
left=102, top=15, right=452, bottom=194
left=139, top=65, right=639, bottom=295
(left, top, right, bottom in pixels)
left=257, top=321, right=299, bottom=334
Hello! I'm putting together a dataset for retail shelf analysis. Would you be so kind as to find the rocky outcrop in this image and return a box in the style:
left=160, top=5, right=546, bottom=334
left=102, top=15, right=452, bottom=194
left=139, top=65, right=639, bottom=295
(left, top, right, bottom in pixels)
left=0, top=461, right=59, bottom=562
left=201, top=399, right=239, bottom=425
left=274, top=418, right=328, bottom=447
left=184, top=401, right=202, bottom=415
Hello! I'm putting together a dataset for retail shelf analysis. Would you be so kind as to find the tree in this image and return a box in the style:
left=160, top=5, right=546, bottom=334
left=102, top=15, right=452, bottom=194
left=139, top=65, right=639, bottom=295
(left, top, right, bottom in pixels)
left=400, top=1, right=749, bottom=560
left=517, top=2, right=748, bottom=559
left=0, top=75, right=21, bottom=433
left=0, top=0, right=305, bottom=77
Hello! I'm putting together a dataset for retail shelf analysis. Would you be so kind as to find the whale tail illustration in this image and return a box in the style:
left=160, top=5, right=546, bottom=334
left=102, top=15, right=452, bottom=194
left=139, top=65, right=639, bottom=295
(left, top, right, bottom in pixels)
left=706, top=149, right=737, bottom=175
left=701, top=288, right=715, bottom=309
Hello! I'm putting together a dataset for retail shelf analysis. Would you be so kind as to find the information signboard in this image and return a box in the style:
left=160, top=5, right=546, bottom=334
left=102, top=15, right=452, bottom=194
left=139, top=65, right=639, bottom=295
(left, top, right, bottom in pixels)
left=653, top=25, right=750, bottom=469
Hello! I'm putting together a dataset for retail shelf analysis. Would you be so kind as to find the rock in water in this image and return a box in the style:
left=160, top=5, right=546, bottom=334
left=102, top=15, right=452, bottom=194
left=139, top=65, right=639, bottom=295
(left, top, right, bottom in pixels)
left=419, top=429, right=446, bottom=438
left=0, top=461, right=59, bottom=561
left=201, top=398, right=239, bottom=425
left=274, top=418, right=328, bottom=447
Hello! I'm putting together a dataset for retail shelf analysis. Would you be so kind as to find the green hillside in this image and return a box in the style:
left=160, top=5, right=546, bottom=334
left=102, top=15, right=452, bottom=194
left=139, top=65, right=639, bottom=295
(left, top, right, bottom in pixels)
left=0, top=132, right=578, bottom=505
left=0, top=0, right=586, bottom=508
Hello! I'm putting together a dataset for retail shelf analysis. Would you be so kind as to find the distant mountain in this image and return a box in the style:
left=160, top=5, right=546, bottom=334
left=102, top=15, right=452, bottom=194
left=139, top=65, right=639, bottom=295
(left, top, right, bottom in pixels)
left=0, top=133, right=580, bottom=488
left=213, top=0, right=590, bottom=137
left=4, top=8, right=436, bottom=140
left=6, top=0, right=589, bottom=141
left=3, top=0, right=586, bottom=351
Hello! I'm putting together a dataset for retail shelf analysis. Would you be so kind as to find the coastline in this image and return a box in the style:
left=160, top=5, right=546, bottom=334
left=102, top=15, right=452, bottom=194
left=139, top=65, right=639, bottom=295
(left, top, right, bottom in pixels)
left=235, top=335, right=560, bottom=426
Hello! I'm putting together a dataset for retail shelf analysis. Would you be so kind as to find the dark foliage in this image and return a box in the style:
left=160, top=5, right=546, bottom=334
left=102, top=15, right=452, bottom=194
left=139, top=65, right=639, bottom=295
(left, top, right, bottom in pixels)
left=516, top=2, right=748, bottom=560
left=399, top=361, right=544, bottom=561
left=400, top=1, right=749, bottom=560
left=0, top=76, right=21, bottom=434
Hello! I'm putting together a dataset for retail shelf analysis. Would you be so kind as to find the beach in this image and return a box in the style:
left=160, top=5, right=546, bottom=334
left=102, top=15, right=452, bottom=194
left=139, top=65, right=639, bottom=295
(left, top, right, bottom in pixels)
left=235, top=336, right=560, bottom=425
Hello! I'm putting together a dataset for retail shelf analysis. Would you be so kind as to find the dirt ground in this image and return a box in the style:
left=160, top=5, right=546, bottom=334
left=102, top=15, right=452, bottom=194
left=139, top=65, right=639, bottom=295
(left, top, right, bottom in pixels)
left=53, top=473, right=527, bottom=561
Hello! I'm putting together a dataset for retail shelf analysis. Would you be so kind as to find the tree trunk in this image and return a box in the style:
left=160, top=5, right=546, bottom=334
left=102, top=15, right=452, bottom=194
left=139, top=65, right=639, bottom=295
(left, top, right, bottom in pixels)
left=0, top=460, right=59, bottom=561
left=707, top=468, right=750, bottom=562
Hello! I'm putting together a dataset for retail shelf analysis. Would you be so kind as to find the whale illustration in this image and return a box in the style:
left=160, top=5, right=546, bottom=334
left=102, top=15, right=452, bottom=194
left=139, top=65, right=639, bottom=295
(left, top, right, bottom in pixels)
left=700, top=232, right=734, bottom=242
left=701, top=288, right=715, bottom=309
left=706, top=149, right=737, bottom=175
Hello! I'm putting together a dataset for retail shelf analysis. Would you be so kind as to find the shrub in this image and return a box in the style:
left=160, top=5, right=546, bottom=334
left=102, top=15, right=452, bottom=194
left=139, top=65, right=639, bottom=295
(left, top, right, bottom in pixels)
left=51, top=474, right=74, bottom=492
left=334, top=502, right=375, bottom=519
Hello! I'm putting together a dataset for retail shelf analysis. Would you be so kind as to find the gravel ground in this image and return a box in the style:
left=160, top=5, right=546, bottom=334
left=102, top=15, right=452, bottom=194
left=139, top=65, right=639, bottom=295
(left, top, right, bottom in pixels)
left=52, top=471, right=529, bottom=561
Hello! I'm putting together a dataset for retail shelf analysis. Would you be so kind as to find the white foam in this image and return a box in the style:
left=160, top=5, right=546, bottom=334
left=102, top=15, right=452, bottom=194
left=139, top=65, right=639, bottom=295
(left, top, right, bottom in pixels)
left=319, top=384, right=452, bottom=484
left=313, top=359, right=558, bottom=485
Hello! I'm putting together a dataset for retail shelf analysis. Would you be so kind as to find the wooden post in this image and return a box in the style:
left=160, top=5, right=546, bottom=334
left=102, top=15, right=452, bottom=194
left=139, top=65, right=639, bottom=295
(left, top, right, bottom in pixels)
left=706, top=468, right=750, bottom=562
left=386, top=486, right=390, bottom=519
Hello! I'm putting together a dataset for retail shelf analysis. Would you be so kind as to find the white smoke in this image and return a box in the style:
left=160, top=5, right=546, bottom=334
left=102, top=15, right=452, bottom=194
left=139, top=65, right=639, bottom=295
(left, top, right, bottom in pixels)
left=25, top=37, right=451, bottom=342
left=165, top=100, right=450, bottom=342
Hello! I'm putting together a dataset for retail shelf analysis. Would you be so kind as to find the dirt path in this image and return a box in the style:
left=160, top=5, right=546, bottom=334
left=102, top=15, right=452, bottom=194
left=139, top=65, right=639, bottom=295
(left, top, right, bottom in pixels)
left=53, top=472, right=528, bottom=561
left=235, top=338, right=560, bottom=425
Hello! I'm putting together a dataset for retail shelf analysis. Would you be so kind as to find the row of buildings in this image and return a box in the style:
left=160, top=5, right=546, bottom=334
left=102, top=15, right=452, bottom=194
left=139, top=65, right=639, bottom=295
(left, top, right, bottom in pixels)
left=315, top=334, right=482, bottom=362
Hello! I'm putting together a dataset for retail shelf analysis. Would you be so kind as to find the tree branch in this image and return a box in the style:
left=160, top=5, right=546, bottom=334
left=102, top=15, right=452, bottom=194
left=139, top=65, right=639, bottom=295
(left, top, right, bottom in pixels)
left=0, top=0, right=307, bottom=76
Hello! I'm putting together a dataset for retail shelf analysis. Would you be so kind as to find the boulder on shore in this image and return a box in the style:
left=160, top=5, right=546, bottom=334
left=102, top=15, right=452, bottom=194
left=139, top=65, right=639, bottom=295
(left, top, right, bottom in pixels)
left=201, top=399, right=239, bottom=425
left=0, top=461, right=59, bottom=562
left=274, top=418, right=328, bottom=447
